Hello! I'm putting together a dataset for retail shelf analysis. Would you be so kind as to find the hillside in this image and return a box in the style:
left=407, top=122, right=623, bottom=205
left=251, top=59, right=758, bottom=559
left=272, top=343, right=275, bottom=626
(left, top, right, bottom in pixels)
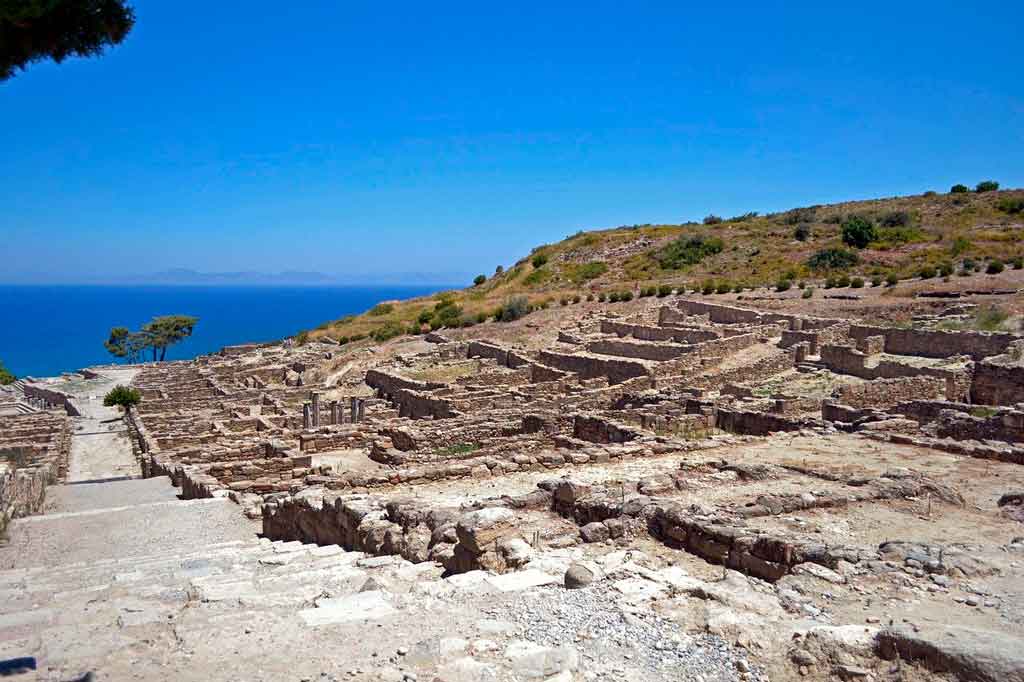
left=308, top=184, right=1024, bottom=343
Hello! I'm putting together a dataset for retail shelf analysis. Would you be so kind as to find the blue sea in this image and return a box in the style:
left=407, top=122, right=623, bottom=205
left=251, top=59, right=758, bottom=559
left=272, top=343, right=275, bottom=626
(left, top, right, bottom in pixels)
left=0, top=285, right=450, bottom=379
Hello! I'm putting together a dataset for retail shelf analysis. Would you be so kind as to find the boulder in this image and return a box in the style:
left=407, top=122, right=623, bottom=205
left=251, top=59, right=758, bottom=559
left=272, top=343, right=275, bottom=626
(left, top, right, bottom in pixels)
left=455, top=508, right=517, bottom=554
left=876, top=623, right=1024, bottom=682
left=564, top=561, right=602, bottom=589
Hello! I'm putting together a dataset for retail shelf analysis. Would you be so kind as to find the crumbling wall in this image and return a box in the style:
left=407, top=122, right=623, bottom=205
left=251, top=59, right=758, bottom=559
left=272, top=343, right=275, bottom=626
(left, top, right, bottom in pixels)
left=835, top=376, right=947, bottom=410
left=538, top=350, right=652, bottom=384
left=848, top=325, right=1016, bottom=361
left=971, top=360, right=1024, bottom=406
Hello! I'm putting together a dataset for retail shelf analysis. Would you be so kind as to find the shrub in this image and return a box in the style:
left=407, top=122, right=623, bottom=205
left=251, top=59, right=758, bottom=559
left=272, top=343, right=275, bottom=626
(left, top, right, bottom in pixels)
left=836, top=274, right=851, bottom=288
left=793, top=223, right=812, bottom=241
left=434, top=302, right=462, bottom=325
left=950, top=236, right=972, bottom=256
left=620, top=291, right=634, bottom=301
left=497, top=296, right=530, bottom=322
left=572, top=295, right=581, bottom=304
left=986, top=260, right=1004, bottom=275
left=841, top=215, right=878, bottom=249
left=295, top=330, right=310, bottom=345
left=871, top=275, right=882, bottom=287
left=701, top=280, right=715, bottom=295
left=608, top=292, right=620, bottom=303
left=775, top=278, right=792, bottom=292
left=0, top=361, right=14, bottom=385
left=638, top=287, right=652, bottom=298
left=850, top=277, right=864, bottom=288
left=975, top=180, right=999, bottom=193
left=923, top=190, right=937, bottom=197
left=656, top=235, right=724, bottom=269
left=885, top=272, right=899, bottom=287
left=997, top=197, right=1024, bottom=214
left=417, top=309, right=434, bottom=325
left=368, top=302, right=394, bottom=316
left=586, top=294, right=594, bottom=301
left=824, top=277, right=836, bottom=289
left=703, top=214, right=723, bottom=225
left=597, top=293, right=607, bottom=302
left=371, top=320, right=405, bottom=342
left=657, top=285, right=672, bottom=297
left=559, top=297, right=569, bottom=306
left=918, top=266, right=937, bottom=279
left=476, top=312, right=488, bottom=324
left=879, top=211, right=913, bottom=228
left=807, top=248, right=859, bottom=271
left=103, top=385, right=141, bottom=411
left=950, top=184, right=969, bottom=194
left=732, top=284, right=744, bottom=294
left=962, top=257, right=976, bottom=271
left=782, top=207, right=817, bottom=225
left=1012, top=257, right=1023, bottom=270
left=407, top=324, right=422, bottom=335
left=802, top=287, right=814, bottom=299
left=727, top=212, right=759, bottom=222
left=565, top=261, right=608, bottom=283
left=716, top=281, right=732, bottom=294
left=938, top=262, right=954, bottom=277
left=957, top=268, right=972, bottom=277
left=494, top=265, right=504, bottom=275
left=531, top=253, right=548, bottom=268
left=473, top=274, right=486, bottom=286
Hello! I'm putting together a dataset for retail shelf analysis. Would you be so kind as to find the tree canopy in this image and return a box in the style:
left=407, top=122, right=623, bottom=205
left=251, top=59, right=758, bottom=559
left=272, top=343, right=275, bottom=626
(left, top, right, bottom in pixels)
left=1, top=0, right=135, bottom=81
left=103, top=384, right=140, bottom=411
left=104, top=315, right=198, bottom=363
left=0, top=360, right=15, bottom=385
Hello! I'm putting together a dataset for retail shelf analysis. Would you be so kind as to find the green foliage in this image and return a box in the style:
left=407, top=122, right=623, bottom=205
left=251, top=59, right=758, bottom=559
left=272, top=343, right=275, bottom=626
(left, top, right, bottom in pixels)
left=885, top=272, right=899, bottom=287
left=871, top=275, right=883, bottom=287
left=986, top=260, right=1004, bottom=275
left=918, top=265, right=937, bottom=279
left=715, top=281, right=732, bottom=294
left=371, top=320, right=405, bottom=342
left=802, top=287, right=814, bottom=299
left=433, top=300, right=462, bottom=326
left=1012, top=257, right=1023, bottom=270
left=417, top=309, right=434, bottom=325
left=597, top=292, right=607, bottom=302
left=836, top=274, right=851, bottom=288
left=657, top=285, right=673, bottom=297
left=975, top=306, right=1009, bottom=331
left=703, top=214, right=723, bottom=225
left=0, top=360, right=14, bottom=385
left=701, top=280, right=715, bottom=295
left=531, top=253, right=549, bottom=268
left=523, top=267, right=552, bottom=286
left=807, top=248, right=859, bottom=271
left=879, top=210, right=913, bottom=228
left=1, top=0, right=135, bottom=81
left=572, top=294, right=581, bottom=304
left=975, top=180, right=999, bottom=193
left=563, top=261, right=608, bottom=283
left=782, top=207, right=817, bottom=225
left=938, top=262, right=954, bottom=277
left=368, top=303, right=394, bottom=316
left=103, top=384, right=141, bottom=410
left=841, top=215, right=878, bottom=249
left=497, top=296, right=530, bottom=322
left=608, top=291, right=620, bottom=302
left=793, top=223, right=811, bottom=241
left=962, top=257, right=977, bottom=271
left=950, top=184, right=969, bottom=194
left=473, top=274, right=487, bottom=286
left=727, top=212, right=759, bottom=222
left=655, top=235, right=724, bottom=269
left=997, top=197, right=1024, bottom=214
left=620, top=290, right=634, bottom=301
left=775, top=278, right=791, bottom=292
left=850, top=277, right=864, bottom=288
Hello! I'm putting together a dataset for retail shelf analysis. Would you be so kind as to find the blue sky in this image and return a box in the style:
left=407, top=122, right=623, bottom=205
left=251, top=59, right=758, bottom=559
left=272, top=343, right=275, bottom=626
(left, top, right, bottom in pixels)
left=2, top=1, right=1022, bottom=283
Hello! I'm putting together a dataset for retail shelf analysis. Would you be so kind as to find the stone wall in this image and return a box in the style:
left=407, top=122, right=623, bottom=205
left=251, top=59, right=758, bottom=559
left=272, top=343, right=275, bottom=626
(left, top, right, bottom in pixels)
left=600, top=319, right=720, bottom=344
left=573, top=414, right=641, bottom=444
left=714, top=408, right=820, bottom=435
left=538, top=350, right=652, bottom=385
left=586, top=338, right=689, bottom=362
left=847, top=325, right=1017, bottom=361
left=819, top=344, right=971, bottom=401
left=971, top=360, right=1024, bottom=406
left=834, top=376, right=947, bottom=410
left=0, top=462, right=51, bottom=536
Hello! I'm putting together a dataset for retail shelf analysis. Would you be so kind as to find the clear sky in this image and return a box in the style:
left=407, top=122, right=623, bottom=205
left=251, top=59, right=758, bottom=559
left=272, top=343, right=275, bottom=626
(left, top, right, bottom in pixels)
left=2, top=1, right=1022, bottom=284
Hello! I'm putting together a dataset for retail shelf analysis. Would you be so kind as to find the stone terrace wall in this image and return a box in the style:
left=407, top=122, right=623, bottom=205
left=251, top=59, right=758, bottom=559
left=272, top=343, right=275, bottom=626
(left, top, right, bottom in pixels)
left=834, top=376, right=947, bottom=410
left=600, top=319, right=720, bottom=344
left=971, top=360, right=1024, bottom=406
left=714, top=408, right=820, bottom=435
left=538, top=350, right=652, bottom=385
left=0, top=463, right=51, bottom=536
left=819, top=344, right=971, bottom=401
left=586, top=339, right=690, bottom=362
left=848, top=325, right=1017, bottom=361
left=689, top=347, right=796, bottom=391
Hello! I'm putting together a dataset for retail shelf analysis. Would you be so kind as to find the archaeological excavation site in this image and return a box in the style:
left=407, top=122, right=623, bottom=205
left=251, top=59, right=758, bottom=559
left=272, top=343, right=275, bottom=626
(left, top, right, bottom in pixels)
left=2, top=292, right=1024, bottom=682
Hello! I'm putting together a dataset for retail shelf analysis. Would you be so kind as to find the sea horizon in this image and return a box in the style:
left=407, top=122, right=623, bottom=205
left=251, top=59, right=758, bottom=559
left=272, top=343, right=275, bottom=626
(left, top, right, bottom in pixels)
left=0, top=283, right=455, bottom=379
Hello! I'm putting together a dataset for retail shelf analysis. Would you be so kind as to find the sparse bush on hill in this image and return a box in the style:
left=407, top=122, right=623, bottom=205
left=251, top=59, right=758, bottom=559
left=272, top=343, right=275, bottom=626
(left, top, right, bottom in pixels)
left=836, top=274, right=851, bottom=288
left=975, top=180, right=999, bottom=193
left=802, top=287, right=814, bottom=299
left=103, top=385, right=141, bottom=412
left=728, top=212, right=759, bottom=222
left=620, top=291, right=634, bottom=301
left=476, top=312, right=488, bottom=324
left=782, top=207, right=817, bottom=225
left=417, top=309, right=433, bottom=325
left=879, top=211, right=913, bottom=228
left=531, top=253, right=548, bottom=268
left=1013, top=257, right=1023, bottom=270
left=597, top=292, right=607, bottom=302
left=657, top=285, right=672, bottom=297
left=716, top=281, right=731, bottom=294
left=950, top=184, right=969, bottom=194
left=371, top=320, right=405, bottom=342
left=793, top=223, right=812, bottom=241
left=564, top=261, right=608, bottom=283
left=497, top=296, right=530, bottom=322
left=368, top=303, right=394, bottom=316
left=938, top=262, right=954, bottom=277
left=986, top=260, right=1004, bottom=275
left=871, top=275, right=882, bottom=287
left=997, top=197, right=1024, bottom=214
left=918, top=265, right=937, bottom=279
left=807, top=247, right=859, bottom=271
left=473, top=274, right=486, bottom=286
left=656, top=235, right=724, bottom=269
left=775, top=279, right=792, bottom=292
left=841, top=215, right=878, bottom=249
left=850, top=277, right=864, bottom=288
left=885, top=272, right=899, bottom=287
left=703, top=215, right=723, bottom=225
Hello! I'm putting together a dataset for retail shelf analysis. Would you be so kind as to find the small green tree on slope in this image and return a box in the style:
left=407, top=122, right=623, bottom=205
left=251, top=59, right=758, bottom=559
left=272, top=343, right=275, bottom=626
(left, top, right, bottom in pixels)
left=103, top=384, right=140, bottom=414
left=0, top=360, right=15, bottom=385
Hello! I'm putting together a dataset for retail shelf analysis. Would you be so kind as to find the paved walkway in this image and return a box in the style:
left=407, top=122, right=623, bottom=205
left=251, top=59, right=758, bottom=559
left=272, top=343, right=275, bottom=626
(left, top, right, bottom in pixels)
left=58, top=368, right=141, bottom=482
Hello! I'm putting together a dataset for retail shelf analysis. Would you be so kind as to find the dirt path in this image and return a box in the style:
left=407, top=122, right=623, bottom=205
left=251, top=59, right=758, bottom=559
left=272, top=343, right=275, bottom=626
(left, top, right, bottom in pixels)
left=61, top=368, right=141, bottom=482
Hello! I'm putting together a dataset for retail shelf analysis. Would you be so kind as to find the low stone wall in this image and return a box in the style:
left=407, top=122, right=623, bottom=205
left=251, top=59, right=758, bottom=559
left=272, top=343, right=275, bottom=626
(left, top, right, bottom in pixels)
left=365, top=369, right=445, bottom=396
left=971, top=359, right=1024, bottom=406
left=715, top=408, right=821, bottom=435
left=538, top=350, right=652, bottom=385
left=819, top=344, right=971, bottom=400
left=21, top=383, right=81, bottom=416
left=0, top=462, right=52, bottom=536
left=847, top=324, right=1017, bottom=361
left=600, top=319, right=720, bottom=344
left=573, top=414, right=641, bottom=444
left=690, top=347, right=796, bottom=391
left=835, top=376, right=947, bottom=410
left=586, top=338, right=689, bottom=362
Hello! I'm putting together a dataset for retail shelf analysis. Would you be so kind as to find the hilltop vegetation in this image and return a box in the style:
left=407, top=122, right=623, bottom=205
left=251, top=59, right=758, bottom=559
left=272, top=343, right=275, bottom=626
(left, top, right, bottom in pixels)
left=308, top=184, right=1024, bottom=345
